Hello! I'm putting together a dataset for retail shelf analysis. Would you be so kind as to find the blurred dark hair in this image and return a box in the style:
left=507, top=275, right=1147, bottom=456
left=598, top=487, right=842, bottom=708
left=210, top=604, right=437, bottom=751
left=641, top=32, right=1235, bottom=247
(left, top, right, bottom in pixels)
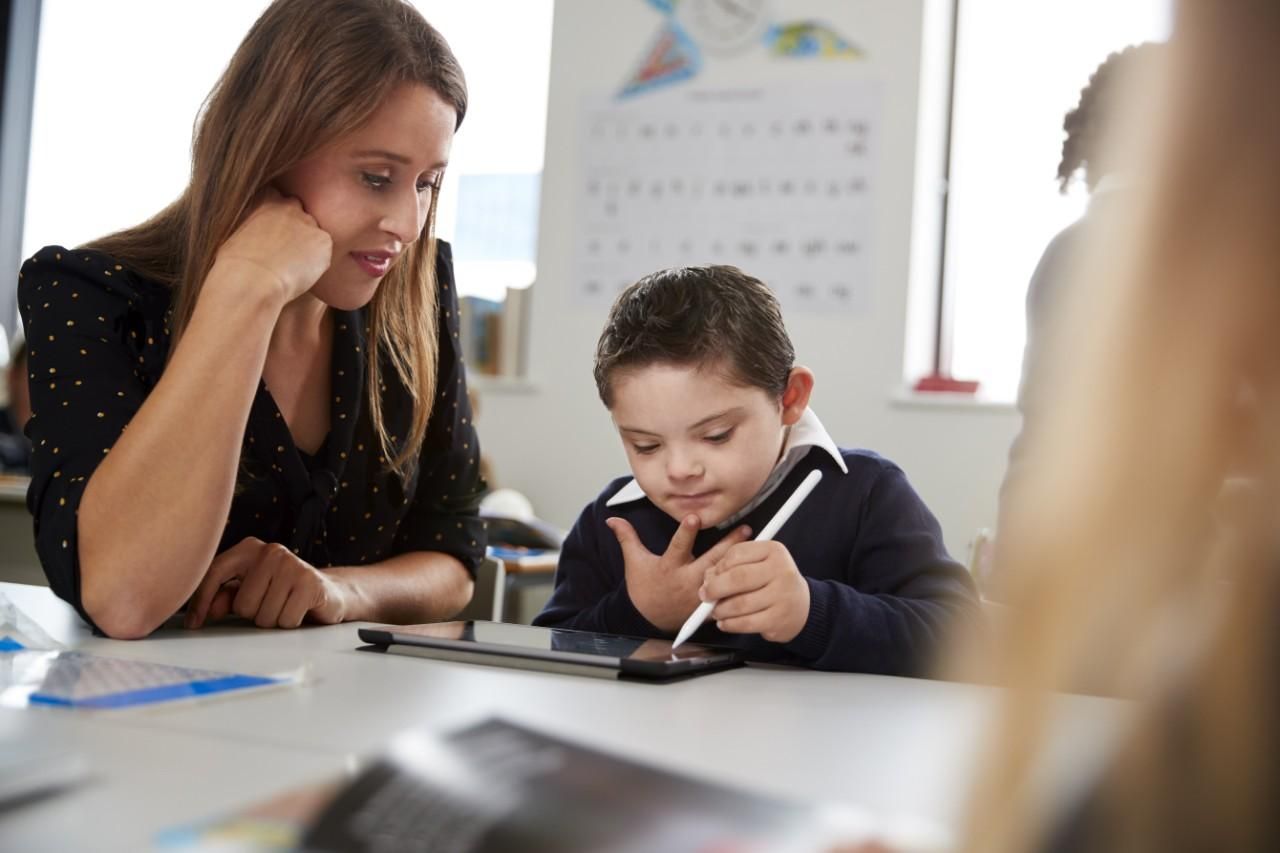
left=1058, top=42, right=1165, bottom=192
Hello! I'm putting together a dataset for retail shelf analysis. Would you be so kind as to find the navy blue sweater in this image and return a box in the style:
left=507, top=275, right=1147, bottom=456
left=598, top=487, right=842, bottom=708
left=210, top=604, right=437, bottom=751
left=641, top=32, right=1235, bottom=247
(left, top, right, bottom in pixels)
left=534, top=448, right=979, bottom=675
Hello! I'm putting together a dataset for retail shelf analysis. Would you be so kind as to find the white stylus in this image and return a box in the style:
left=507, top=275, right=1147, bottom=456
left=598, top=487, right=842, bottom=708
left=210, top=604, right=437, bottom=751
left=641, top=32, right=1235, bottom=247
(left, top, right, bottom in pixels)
left=670, top=469, right=824, bottom=650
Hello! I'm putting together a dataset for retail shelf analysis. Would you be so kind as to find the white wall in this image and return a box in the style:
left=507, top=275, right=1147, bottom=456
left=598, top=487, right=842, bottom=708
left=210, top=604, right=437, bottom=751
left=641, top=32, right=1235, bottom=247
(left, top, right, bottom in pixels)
left=474, top=0, right=1021, bottom=561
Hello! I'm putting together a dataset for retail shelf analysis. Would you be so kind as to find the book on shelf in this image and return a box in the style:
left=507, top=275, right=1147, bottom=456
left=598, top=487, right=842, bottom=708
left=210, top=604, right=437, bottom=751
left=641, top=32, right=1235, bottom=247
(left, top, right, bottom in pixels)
left=485, top=545, right=559, bottom=573
left=499, top=284, right=529, bottom=378
left=460, top=286, right=530, bottom=379
left=459, top=295, right=502, bottom=376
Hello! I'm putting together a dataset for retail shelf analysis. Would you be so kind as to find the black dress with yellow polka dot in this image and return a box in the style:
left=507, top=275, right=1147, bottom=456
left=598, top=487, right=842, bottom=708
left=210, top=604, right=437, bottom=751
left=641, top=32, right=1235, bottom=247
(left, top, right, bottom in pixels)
left=17, top=241, right=486, bottom=629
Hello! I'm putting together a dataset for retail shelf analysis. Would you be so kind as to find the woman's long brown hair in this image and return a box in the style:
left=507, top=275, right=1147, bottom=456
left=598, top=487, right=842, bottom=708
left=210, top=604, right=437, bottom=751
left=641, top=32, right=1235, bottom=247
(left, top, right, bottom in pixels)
left=958, top=1, right=1280, bottom=850
left=87, top=0, right=467, bottom=479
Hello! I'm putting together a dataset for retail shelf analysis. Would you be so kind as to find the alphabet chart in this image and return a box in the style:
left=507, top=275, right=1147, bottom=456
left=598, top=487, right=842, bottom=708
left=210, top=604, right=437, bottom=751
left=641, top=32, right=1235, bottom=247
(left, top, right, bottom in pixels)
left=573, top=80, right=880, bottom=313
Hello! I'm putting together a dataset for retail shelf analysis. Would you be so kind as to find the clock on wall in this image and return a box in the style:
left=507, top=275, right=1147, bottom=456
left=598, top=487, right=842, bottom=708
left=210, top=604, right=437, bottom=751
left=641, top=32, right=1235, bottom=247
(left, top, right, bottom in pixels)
left=674, top=0, right=773, bottom=56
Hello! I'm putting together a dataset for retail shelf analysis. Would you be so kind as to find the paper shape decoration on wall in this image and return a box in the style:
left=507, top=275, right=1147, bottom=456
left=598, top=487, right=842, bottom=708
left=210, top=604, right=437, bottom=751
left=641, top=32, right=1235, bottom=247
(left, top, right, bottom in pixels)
left=620, top=0, right=864, bottom=97
left=767, top=22, right=864, bottom=59
left=619, top=24, right=702, bottom=98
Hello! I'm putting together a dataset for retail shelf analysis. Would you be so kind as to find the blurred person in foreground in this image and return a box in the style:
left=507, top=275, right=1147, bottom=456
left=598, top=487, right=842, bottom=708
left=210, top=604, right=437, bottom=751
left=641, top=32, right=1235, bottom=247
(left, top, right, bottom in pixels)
left=958, top=0, right=1280, bottom=850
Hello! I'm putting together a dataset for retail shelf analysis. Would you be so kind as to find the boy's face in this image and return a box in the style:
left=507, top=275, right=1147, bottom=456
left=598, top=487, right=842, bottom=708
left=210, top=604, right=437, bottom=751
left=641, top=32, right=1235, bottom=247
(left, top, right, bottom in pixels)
left=610, top=362, right=803, bottom=529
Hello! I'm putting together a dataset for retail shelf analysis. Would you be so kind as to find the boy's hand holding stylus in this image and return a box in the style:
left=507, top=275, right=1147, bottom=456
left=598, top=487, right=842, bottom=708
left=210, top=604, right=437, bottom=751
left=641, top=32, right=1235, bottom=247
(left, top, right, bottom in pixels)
left=671, top=469, right=824, bottom=648
left=605, top=515, right=751, bottom=633
left=699, top=541, right=811, bottom=644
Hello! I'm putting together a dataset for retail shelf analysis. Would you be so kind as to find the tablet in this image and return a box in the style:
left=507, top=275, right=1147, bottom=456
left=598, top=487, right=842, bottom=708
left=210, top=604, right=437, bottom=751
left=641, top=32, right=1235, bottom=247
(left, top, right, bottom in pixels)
left=357, top=621, right=743, bottom=681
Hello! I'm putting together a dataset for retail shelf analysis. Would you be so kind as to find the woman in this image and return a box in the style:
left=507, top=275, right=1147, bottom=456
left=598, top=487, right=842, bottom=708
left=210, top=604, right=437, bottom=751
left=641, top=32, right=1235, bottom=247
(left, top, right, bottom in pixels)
left=18, top=0, right=484, bottom=638
left=964, top=0, right=1280, bottom=850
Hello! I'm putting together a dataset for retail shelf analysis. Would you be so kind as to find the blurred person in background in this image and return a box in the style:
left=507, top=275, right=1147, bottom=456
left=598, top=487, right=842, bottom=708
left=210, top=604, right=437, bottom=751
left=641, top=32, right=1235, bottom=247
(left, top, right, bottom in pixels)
left=989, top=42, right=1166, bottom=601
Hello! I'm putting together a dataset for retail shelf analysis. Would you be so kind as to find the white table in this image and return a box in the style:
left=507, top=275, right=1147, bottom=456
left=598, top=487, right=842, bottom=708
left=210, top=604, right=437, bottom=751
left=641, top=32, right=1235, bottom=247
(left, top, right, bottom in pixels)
left=0, top=583, right=1123, bottom=851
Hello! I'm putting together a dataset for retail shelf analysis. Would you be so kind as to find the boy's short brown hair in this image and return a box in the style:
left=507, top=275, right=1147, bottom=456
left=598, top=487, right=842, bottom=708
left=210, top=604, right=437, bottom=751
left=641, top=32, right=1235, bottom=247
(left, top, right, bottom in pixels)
left=593, top=265, right=795, bottom=408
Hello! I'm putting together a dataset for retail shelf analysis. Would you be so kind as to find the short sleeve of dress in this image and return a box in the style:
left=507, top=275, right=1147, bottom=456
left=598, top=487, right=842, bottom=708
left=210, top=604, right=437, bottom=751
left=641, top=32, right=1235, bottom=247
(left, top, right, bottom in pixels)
left=16, top=246, right=171, bottom=621
left=392, top=242, right=487, bottom=575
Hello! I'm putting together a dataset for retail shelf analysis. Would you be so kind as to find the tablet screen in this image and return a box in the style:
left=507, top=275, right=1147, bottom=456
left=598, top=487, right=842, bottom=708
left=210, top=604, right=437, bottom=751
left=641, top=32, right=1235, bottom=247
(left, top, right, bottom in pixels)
left=377, top=621, right=723, bottom=664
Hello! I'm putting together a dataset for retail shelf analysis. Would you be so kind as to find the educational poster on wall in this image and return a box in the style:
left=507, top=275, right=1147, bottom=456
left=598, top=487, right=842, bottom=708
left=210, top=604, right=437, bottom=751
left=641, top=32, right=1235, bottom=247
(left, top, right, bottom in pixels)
left=573, top=79, right=880, bottom=314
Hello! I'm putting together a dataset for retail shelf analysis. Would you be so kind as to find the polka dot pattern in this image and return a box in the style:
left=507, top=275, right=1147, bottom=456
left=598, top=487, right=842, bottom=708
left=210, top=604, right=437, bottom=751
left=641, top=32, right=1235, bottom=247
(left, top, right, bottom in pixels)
left=18, top=243, right=486, bottom=623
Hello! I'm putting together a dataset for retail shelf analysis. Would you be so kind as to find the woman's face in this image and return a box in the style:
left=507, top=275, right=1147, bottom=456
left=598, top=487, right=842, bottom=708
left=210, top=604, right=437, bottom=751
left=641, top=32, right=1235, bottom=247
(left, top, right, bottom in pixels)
left=276, top=82, right=456, bottom=311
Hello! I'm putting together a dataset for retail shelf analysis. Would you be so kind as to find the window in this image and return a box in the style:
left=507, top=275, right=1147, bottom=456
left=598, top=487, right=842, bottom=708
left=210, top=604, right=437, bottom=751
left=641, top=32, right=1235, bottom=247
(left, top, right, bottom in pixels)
left=24, top=1, right=272, bottom=261
left=20, top=0, right=553, bottom=302
left=938, top=0, right=1172, bottom=401
left=0, top=0, right=39, bottom=357
left=410, top=1, right=551, bottom=302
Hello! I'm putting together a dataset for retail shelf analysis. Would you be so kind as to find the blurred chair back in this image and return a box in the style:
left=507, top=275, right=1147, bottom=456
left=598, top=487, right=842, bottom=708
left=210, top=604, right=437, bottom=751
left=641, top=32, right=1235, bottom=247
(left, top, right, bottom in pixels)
left=452, top=556, right=506, bottom=622
left=967, top=527, right=996, bottom=598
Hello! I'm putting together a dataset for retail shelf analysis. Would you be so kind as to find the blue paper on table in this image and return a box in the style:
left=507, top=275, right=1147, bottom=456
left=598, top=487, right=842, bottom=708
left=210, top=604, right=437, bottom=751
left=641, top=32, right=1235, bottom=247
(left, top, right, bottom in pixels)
left=486, top=545, right=557, bottom=561
left=0, top=648, right=287, bottom=710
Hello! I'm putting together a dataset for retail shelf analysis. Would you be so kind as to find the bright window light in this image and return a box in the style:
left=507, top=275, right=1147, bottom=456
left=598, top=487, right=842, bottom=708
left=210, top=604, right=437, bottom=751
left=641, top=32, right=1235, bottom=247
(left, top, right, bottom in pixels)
left=22, top=0, right=552, bottom=300
left=943, top=0, right=1172, bottom=401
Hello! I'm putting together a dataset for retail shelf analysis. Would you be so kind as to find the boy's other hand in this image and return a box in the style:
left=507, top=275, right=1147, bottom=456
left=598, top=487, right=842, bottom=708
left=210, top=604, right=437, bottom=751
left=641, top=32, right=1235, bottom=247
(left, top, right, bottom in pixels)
left=701, top=540, right=811, bottom=643
left=606, top=515, right=751, bottom=633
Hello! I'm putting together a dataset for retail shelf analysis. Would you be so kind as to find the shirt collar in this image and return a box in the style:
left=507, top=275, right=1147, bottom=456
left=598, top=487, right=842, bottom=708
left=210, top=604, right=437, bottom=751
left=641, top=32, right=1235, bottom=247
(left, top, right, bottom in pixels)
left=604, top=407, right=848, bottom=512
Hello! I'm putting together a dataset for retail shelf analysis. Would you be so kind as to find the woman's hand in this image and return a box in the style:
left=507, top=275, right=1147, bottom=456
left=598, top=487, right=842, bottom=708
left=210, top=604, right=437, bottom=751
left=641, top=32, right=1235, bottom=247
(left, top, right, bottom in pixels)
left=212, top=189, right=333, bottom=304
left=184, top=537, right=350, bottom=629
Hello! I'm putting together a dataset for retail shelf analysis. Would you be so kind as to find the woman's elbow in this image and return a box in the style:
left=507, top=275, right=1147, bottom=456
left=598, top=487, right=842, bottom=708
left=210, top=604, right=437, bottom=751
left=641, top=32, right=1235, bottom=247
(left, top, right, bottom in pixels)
left=80, top=561, right=168, bottom=639
left=449, top=571, right=476, bottom=618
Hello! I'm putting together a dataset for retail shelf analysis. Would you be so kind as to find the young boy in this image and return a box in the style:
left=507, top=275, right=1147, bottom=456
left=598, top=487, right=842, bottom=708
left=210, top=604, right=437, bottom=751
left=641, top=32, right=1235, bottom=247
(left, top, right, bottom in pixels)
left=534, top=266, right=979, bottom=675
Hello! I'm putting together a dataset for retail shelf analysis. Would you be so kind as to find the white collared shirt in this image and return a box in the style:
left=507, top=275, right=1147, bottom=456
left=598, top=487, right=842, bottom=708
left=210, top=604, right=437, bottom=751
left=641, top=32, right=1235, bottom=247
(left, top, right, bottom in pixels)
left=604, top=407, right=849, bottom=527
